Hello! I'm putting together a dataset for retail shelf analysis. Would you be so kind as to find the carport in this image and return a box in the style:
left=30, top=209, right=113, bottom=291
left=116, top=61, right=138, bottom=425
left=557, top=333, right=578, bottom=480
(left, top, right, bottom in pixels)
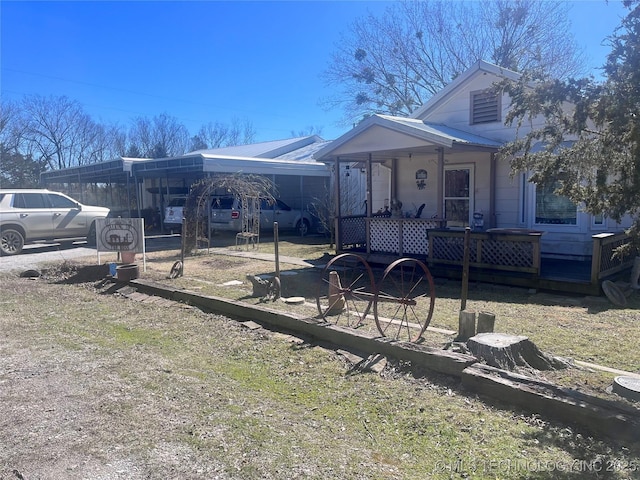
left=40, top=136, right=331, bottom=233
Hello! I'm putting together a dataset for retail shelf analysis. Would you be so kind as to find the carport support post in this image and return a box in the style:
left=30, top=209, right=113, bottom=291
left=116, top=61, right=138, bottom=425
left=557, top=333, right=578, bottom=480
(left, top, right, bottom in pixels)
left=180, top=216, right=186, bottom=276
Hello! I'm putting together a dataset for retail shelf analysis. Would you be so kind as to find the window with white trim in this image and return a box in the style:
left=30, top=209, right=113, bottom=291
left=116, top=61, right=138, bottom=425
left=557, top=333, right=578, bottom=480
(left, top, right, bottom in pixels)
left=534, top=177, right=577, bottom=225
left=592, top=213, right=604, bottom=226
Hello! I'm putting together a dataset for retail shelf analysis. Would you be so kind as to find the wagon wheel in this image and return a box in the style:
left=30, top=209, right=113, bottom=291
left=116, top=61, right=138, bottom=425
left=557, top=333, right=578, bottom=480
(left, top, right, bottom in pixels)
left=316, top=253, right=375, bottom=328
left=169, top=260, right=183, bottom=279
left=373, top=258, right=436, bottom=343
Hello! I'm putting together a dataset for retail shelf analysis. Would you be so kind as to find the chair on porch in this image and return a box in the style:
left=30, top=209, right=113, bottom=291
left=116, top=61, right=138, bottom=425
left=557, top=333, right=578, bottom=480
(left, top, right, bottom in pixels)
left=236, top=196, right=260, bottom=250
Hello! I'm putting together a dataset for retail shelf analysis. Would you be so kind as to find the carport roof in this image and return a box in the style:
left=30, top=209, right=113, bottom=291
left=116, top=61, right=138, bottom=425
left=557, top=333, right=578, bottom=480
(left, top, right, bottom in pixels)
left=40, top=157, right=150, bottom=185
left=200, top=154, right=329, bottom=177
left=188, top=135, right=325, bottom=159
left=40, top=136, right=330, bottom=185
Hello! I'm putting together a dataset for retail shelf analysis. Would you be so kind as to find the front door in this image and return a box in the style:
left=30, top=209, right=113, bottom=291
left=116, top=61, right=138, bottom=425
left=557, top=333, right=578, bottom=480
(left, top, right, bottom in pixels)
left=444, top=166, right=474, bottom=228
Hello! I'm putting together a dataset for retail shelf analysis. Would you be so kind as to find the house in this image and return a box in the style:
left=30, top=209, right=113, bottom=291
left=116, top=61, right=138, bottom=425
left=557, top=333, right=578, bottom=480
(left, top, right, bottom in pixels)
left=313, top=60, right=633, bottom=294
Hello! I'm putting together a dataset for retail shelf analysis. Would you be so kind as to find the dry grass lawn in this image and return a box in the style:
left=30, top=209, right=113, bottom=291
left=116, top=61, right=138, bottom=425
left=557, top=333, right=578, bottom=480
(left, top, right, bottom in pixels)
left=1, top=233, right=639, bottom=479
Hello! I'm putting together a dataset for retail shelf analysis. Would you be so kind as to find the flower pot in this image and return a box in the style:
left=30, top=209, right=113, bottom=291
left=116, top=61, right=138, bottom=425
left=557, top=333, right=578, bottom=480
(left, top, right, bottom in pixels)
left=121, top=251, right=136, bottom=263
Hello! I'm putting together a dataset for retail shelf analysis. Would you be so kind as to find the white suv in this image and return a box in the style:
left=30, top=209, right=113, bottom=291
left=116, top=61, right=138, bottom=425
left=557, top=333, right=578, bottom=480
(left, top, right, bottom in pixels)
left=163, top=196, right=187, bottom=232
left=0, top=189, right=110, bottom=255
left=210, top=196, right=313, bottom=235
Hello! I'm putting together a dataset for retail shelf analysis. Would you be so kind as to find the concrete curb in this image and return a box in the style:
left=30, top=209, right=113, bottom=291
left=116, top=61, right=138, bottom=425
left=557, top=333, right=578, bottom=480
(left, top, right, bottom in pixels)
left=129, top=278, right=640, bottom=443
left=132, top=278, right=476, bottom=377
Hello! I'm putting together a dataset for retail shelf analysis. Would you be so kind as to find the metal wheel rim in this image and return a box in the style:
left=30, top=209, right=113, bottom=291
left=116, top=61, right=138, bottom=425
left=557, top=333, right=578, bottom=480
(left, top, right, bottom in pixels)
left=316, top=253, right=375, bottom=328
left=373, top=258, right=436, bottom=342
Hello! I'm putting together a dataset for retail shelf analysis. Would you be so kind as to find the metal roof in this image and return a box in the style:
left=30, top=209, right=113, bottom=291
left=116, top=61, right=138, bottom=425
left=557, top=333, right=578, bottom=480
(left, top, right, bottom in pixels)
left=41, top=158, right=132, bottom=184
left=314, top=114, right=502, bottom=161
left=376, top=115, right=503, bottom=148
left=201, top=154, right=329, bottom=177
left=40, top=136, right=330, bottom=185
left=274, top=139, right=333, bottom=161
left=187, top=135, right=324, bottom=159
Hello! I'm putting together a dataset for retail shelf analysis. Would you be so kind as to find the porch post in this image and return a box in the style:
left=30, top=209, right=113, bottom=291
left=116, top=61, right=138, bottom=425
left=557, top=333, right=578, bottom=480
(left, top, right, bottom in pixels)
left=489, top=152, right=497, bottom=229
left=390, top=158, right=398, bottom=201
left=334, top=157, right=342, bottom=251
left=366, top=154, right=373, bottom=255
left=436, top=147, right=444, bottom=218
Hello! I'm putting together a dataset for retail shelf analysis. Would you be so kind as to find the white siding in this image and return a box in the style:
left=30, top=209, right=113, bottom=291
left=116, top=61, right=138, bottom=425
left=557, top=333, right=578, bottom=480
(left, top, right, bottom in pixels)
left=416, top=70, right=546, bottom=142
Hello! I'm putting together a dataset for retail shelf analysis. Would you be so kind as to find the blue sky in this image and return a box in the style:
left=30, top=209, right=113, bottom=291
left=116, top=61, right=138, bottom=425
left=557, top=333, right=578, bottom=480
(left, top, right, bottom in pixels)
left=1, top=1, right=630, bottom=143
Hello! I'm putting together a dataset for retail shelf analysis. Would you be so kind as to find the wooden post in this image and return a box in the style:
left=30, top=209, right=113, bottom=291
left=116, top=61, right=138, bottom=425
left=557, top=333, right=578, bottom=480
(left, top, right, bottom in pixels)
left=458, top=310, right=476, bottom=341
left=436, top=148, right=444, bottom=219
left=334, top=157, right=342, bottom=252
left=327, top=271, right=346, bottom=314
left=590, top=233, right=610, bottom=284
left=274, top=222, right=280, bottom=281
left=460, top=227, right=471, bottom=311
left=477, top=311, right=496, bottom=333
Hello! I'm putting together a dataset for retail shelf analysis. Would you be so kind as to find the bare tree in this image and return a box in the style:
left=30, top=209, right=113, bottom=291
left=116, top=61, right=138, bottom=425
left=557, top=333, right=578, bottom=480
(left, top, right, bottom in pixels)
left=127, top=113, right=190, bottom=158
left=195, top=121, right=231, bottom=149
left=192, top=117, right=256, bottom=151
left=0, top=99, right=24, bottom=153
left=18, top=94, right=114, bottom=170
left=227, top=117, right=257, bottom=146
left=290, top=126, right=324, bottom=138
left=322, top=0, right=585, bottom=124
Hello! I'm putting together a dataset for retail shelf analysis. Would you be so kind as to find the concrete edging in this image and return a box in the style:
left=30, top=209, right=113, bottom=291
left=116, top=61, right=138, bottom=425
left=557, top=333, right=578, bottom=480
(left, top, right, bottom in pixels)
left=130, top=278, right=640, bottom=442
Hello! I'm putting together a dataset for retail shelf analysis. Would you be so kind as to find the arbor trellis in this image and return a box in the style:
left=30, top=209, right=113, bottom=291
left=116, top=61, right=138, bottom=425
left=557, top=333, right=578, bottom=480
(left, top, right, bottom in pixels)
left=182, top=174, right=275, bottom=254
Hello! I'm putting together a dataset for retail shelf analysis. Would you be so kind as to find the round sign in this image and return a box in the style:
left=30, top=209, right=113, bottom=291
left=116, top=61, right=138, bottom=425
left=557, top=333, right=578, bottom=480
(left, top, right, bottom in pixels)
left=100, top=219, right=141, bottom=252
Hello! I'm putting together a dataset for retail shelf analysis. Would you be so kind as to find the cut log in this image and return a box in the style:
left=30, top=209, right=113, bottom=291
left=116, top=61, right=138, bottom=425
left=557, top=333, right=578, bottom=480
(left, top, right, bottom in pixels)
left=477, top=312, right=496, bottom=333
left=467, top=332, right=570, bottom=371
left=457, top=310, right=476, bottom=341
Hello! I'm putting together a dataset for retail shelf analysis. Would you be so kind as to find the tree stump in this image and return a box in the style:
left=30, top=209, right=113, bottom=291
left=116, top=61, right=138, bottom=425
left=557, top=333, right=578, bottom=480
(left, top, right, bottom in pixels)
left=467, top=333, right=569, bottom=371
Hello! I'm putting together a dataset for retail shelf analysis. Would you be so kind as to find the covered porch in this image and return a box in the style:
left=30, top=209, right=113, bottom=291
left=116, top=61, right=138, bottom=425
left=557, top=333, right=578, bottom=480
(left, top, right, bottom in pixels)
left=314, top=115, right=635, bottom=295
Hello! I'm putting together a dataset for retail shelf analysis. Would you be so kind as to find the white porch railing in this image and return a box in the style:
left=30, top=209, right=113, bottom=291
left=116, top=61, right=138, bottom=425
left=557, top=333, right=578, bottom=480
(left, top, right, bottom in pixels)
left=337, top=216, right=444, bottom=255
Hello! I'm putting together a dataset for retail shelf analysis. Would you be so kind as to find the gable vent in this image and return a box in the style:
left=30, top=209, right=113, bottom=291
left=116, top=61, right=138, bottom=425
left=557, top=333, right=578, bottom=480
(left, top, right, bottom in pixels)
left=471, top=90, right=500, bottom=124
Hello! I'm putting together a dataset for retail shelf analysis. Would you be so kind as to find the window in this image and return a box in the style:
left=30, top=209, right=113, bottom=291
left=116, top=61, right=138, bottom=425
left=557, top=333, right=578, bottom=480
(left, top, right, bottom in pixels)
left=593, top=213, right=604, bottom=226
left=14, top=193, right=46, bottom=209
left=535, top=179, right=577, bottom=225
left=471, top=90, right=500, bottom=124
left=47, top=193, right=77, bottom=209
left=167, top=197, right=186, bottom=207
left=211, top=197, right=235, bottom=209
